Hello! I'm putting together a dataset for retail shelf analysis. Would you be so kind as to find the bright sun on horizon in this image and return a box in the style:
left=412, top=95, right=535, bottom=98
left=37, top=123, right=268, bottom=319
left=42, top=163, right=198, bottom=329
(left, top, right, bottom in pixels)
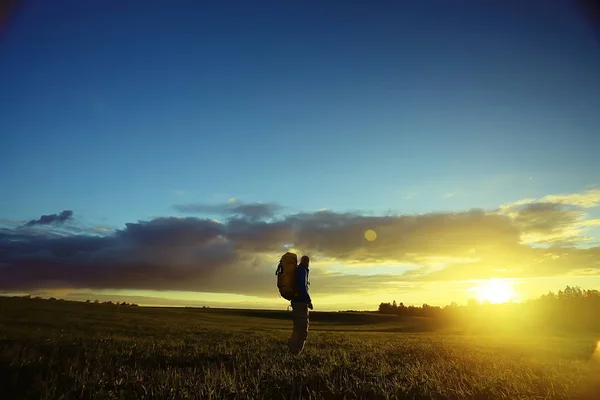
left=473, top=279, right=517, bottom=304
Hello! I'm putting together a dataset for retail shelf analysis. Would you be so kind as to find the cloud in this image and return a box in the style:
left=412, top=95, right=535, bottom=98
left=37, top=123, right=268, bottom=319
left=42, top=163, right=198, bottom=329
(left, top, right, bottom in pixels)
left=539, top=189, right=600, bottom=208
left=0, top=217, right=245, bottom=293
left=90, top=226, right=112, bottom=233
left=511, top=202, right=585, bottom=244
left=498, top=189, right=600, bottom=210
left=174, top=200, right=284, bottom=221
left=285, top=209, right=520, bottom=265
left=497, top=190, right=600, bottom=245
left=0, top=215, right=420, bottom=296
left=23, top=210, right=73, bottom=227
left=406, top=246, right=600, bottom=282
left=1, top=189, right=599, bottom=296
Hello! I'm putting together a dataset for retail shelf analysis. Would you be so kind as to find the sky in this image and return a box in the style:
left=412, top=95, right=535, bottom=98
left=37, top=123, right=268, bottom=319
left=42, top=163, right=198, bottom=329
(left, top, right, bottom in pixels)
left=1, top=0, right=600, bottom=310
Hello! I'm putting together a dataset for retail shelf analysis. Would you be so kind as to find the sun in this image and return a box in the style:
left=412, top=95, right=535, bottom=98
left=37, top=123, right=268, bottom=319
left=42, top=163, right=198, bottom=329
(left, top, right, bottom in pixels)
left=473, top=279, right=516, bottom=304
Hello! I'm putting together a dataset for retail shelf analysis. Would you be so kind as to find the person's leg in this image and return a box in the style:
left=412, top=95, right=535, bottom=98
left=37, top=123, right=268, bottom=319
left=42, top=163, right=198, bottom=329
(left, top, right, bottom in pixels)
left=289, top=301, right=309, bottom=354
left=288, top=301, right=297, bottom=351
left=303, top=304, right=310, bottom=348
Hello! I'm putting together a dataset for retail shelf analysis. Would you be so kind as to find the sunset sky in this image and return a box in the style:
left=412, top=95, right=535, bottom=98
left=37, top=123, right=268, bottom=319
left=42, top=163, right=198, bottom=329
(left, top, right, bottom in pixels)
left=1, top=1, right=599, bottom=310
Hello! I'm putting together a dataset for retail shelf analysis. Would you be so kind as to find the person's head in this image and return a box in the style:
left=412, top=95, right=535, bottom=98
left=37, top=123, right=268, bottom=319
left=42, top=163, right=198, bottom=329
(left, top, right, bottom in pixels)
left=300, top=255, right=310, bottom=266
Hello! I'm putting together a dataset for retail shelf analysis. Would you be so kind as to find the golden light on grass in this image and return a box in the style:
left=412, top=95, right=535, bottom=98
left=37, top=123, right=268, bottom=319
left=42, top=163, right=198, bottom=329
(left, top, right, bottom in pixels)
left=364, top=229, right=377, bottom=241
left=473, top=279, right=516, bottom=304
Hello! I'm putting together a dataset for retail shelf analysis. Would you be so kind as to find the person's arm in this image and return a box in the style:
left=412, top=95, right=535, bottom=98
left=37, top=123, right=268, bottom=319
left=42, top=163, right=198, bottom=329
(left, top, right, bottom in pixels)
left=296, top=266, right=312, bottom=306
left=296, top=266, right=308, bottom=298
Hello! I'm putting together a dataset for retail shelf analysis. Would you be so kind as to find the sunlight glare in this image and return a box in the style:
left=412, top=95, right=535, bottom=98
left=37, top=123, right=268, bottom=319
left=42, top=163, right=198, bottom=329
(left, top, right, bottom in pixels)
left=593, top=340, right=600, bottom=361
left=473, top=279, right=516, bottom=304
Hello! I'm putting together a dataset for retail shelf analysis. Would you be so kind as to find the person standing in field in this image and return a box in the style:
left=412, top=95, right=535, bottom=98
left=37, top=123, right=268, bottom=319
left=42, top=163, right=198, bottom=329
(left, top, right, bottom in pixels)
left=288, top=255, right=313, bottom=355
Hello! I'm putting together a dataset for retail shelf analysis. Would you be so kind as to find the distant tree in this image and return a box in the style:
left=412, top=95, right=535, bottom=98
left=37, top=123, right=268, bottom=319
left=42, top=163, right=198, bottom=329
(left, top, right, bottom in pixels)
left=378, top=302, right=394, bottom=314
left=395, top=302, right=406, bottom=316
left=49, top=297, right=56, bottom=301
left=392, top=300, right=397, bottom=308
left=86, top=300, right=91, bottom=303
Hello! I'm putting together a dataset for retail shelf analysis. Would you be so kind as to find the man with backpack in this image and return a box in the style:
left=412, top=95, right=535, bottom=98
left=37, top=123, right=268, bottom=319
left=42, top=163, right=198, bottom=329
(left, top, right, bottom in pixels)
left=275, top=253, right=313, bottom=355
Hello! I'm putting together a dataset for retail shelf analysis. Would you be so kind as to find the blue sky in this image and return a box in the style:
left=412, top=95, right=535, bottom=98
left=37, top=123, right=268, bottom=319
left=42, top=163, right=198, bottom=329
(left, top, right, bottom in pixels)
left=1, top=1, right=600, bottom=308
left=2, top=0, right=599, bottom=227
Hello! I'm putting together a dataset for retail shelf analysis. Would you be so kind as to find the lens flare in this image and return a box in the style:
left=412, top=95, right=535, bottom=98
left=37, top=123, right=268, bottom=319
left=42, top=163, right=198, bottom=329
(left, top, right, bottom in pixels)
left=364, top=229, right=377, bottom=241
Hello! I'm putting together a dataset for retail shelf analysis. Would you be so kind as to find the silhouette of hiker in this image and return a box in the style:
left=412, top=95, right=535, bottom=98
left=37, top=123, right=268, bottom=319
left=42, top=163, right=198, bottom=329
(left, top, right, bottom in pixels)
left=288, top=255, right=313, bottom=354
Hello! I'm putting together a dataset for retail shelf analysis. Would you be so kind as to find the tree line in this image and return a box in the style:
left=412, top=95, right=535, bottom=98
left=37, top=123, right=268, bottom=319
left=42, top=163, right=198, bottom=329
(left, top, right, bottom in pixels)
left=19, top=295, right=139, bottom=307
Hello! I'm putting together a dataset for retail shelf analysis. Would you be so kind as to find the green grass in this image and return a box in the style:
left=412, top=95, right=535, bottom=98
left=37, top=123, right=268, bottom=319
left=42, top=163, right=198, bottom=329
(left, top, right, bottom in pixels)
left=1, top=297, right=599, bottom=399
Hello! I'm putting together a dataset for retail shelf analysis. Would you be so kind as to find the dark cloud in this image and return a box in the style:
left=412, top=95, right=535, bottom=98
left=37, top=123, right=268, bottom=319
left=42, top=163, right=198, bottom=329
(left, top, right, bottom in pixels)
left=173, top=201, right=283, bottom=221
left=288, top=209, right=520, bottom=264
left=1, top=199, right=599, bottom=295
left=512, top=203, right=579, bottom=232
left=0, top=217, right=243, bottom=293
left=500, top=200, right=590, bottom=245
left=23, top=210, right=73, bottom=227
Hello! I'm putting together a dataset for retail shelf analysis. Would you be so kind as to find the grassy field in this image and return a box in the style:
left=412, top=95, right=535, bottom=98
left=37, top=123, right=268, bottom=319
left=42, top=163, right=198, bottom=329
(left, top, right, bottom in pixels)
left=1, top=297, right=599, bottom=399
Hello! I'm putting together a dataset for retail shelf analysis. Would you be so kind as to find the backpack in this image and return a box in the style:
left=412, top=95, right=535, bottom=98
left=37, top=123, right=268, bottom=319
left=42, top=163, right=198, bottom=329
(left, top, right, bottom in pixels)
left=275, top=252, right=298, bottom=300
